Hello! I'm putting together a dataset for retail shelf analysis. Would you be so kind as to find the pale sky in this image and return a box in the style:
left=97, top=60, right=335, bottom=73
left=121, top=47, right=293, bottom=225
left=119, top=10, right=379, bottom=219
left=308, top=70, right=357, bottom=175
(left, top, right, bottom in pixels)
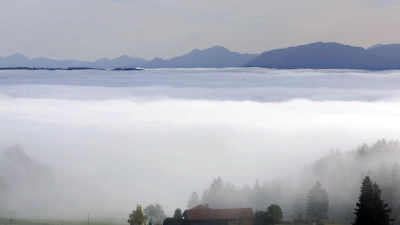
left=0, top=0, right=400, bottom=61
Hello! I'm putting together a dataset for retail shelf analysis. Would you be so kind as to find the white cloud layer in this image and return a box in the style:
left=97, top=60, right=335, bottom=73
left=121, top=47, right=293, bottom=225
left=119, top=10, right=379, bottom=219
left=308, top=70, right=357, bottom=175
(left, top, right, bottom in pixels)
left=1, top=68, right=400, bottom=221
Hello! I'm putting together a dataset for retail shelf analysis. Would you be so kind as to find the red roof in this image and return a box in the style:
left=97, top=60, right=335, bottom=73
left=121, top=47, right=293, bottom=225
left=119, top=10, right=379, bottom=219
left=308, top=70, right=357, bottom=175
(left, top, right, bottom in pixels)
left=184, top=205, right=255, bottom=221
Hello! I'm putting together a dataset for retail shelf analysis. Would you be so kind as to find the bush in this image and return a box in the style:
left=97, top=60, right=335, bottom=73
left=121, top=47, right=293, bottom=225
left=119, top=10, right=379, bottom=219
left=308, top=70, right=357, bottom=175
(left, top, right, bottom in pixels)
left=163, top=218, right=188, bottom=225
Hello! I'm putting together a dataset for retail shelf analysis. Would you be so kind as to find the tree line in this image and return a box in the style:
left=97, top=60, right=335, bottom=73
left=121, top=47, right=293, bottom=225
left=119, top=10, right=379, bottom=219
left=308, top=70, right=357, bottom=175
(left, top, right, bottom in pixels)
left=127, top=205, right=186, bottom=225
left=128, top=176, right=394, bottom=225
left=127, top=140, right=400, bottom=225
left=195, top=140, right=400, bottom=223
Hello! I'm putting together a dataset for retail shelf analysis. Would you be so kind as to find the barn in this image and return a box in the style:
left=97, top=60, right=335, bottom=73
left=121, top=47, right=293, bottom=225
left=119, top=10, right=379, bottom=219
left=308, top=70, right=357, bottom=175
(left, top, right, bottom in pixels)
left=183, top=205, right=255, bottom=225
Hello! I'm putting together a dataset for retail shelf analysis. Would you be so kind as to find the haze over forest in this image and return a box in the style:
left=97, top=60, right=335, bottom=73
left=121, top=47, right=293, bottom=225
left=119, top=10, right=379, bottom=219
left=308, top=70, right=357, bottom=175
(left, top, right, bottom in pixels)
left=1, top=69, right=400, bottom=224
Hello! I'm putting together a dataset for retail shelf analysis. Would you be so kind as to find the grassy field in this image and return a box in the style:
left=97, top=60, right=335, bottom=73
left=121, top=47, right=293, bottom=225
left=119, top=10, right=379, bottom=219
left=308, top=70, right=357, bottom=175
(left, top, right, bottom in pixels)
left=0, top=218, right=49, bottom=225
left=1, top=218, right=352, bottom=225
left=0, top=218, right=125, bottom=225
left=0, top=217, right=51, bottom=225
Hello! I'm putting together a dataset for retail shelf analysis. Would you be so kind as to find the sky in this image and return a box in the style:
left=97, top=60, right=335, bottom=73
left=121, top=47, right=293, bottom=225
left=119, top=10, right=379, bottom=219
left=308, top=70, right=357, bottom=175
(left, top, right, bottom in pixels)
left=0, top=0, right=400, bottom=60
left=2, top=68, right=400, bottom=221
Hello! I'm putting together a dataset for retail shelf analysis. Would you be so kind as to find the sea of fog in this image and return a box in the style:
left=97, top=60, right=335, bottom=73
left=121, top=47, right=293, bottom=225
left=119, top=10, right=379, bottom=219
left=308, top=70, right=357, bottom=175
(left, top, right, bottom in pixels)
left=1, top=68, right=400, bottom=221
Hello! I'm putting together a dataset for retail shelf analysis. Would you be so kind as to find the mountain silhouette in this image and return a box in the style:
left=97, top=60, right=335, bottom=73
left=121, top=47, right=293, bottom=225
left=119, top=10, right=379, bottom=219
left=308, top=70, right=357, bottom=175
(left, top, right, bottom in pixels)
left=3, top=43, right=400, bottom=69
left=367, top=44, right=384, bottom=50
left=0, top=54, right=147, bottom=68
left=84, top=55, right=147, bottom=68
left=244, top=42, right=400, bottom=69
left=144, top=46, right=259, bottom=68
left=367, top=43, right=400, bottom=68
left=0, top=46, right=257, bottom=69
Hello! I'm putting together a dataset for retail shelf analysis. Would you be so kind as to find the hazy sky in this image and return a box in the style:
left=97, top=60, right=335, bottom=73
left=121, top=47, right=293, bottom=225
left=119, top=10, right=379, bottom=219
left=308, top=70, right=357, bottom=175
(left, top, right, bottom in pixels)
left=0, top=0, right=400, bottom=60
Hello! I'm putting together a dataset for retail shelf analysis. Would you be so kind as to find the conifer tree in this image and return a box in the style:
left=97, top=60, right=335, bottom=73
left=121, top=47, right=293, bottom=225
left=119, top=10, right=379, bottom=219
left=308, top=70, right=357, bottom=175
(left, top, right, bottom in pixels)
left=187, top=192, right=200, bottom=209
left=173, top=208, right=182, bottom=219
left=293, top=213, right=304, bottom=224
left=255, top=210, right=266, bottom=225
left=353, top=176, right=393, bottom=225
left=306, top=182, right=329, bottom=221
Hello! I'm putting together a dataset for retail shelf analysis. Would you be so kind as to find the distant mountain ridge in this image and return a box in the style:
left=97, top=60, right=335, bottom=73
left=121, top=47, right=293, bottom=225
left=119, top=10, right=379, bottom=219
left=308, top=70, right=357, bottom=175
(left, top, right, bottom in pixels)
left=0, top=53, right=148, bottom=69
left=0, top=46, right=258, bottom=69
left=2, top=43, right=400, bottom=69
left=367, top=44, right=384, bottom=50
left=244, top=42, right=400, bottom=69
left=144, top=46, right=259, bottom=68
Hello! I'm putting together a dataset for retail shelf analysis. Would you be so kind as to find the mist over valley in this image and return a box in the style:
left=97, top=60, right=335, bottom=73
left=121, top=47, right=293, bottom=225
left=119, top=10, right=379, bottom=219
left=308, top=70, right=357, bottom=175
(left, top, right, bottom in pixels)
left=1, top=68, right=400, bottom=224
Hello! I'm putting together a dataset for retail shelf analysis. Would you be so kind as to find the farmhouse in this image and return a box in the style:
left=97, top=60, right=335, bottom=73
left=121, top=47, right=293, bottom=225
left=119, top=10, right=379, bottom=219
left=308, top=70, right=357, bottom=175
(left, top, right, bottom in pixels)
left=183, top=205, right=255, bottom=225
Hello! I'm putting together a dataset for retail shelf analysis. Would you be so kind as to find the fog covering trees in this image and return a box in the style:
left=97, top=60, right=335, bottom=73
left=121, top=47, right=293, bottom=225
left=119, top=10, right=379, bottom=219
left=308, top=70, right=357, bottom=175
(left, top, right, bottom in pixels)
left=3, top=69, right=400, bottom=224
left=1, top=140, right=399, bottom=223
left=198, top=139, right=400, bottom=223
left=187, top=192, right=200, bottom=209
left=143, top=204, right=166, bottom=225
left=0, top=145, right=53, bottom=217
left=0, top=176, right=9, bottom=213
left=305, top=182, right=329, bottom=221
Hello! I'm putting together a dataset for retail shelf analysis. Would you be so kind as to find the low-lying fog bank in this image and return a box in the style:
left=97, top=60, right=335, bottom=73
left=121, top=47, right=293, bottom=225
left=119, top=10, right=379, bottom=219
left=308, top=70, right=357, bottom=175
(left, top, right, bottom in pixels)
left=1, top=68, right=400, bottom=223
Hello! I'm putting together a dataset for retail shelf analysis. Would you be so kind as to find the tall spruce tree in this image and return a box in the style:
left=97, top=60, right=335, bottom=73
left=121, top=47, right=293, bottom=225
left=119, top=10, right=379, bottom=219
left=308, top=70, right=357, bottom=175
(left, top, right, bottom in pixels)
left=353, top=176, right=393, bottom=225
left=390, top=163, right=400, bottom=225
left=306, top=182, right=329, bottom=221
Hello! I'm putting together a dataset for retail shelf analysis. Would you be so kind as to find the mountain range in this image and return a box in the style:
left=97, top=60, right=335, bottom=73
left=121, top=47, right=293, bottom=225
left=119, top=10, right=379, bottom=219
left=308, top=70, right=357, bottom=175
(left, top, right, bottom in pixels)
left=1, top=42, right=400, bottom=69
left=0, top=53, right=148, bottom=69
left=245, top=42, right=400, bottom=69
left=144, top=46, right=258, bottom=68
left=0, top=46, right=258, bottom=69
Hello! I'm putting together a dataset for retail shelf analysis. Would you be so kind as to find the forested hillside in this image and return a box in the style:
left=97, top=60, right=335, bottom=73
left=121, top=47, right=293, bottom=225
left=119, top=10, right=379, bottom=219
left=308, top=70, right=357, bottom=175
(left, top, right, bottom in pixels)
left=195, top=140, right=400, bottom=223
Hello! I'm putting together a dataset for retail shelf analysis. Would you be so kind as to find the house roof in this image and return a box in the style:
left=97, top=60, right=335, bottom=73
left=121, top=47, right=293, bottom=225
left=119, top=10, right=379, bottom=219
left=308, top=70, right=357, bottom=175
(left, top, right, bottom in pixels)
left=184, top=205, right=255, bottom=221
left=189, top=204, right=210, bottom=211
